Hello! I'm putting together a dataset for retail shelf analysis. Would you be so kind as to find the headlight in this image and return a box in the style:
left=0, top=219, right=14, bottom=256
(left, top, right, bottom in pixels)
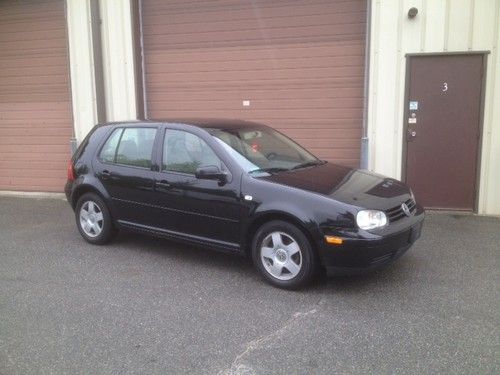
left=356, top=210, right=388, bottom=230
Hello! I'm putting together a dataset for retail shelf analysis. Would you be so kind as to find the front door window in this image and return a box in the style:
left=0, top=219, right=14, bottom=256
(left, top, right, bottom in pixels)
left=162, top=129, right=221, bottom=174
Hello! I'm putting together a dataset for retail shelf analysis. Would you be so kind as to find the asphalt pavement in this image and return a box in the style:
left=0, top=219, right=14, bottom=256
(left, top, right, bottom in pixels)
left=0, top=196, right=499, bottom=374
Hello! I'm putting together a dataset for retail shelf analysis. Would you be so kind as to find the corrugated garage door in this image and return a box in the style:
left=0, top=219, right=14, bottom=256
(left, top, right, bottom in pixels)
left=142, top=0, right=366, bottom=166
left=0, top=0, right=72, bottom=192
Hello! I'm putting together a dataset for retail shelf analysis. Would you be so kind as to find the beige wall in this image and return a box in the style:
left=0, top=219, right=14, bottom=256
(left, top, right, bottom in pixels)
left=67, top=0, right=99, bottom=141
left=67, top=0, right=137, bottom=141
left=99, top=0, right=137, bottom=122
left=368, top=0, right=500, bottom=215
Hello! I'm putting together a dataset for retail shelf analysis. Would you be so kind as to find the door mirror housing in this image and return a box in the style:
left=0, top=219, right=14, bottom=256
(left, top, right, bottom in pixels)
left=195, top=165, right=227, bottom=185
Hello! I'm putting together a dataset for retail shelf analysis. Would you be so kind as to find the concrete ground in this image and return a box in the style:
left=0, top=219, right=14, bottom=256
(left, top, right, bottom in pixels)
left=0, top=196, right=498, bottom=375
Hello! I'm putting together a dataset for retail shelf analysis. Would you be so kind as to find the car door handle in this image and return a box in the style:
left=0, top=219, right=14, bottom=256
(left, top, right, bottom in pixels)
left=102, top=170, right=111, bottom=179
left=155, top=180, right=171, bottom=189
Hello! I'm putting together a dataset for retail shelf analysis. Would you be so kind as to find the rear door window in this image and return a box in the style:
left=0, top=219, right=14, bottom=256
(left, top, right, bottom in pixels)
left=116, top=128, right=157, bottom=168
left=99, top=127, right=157, bottom=168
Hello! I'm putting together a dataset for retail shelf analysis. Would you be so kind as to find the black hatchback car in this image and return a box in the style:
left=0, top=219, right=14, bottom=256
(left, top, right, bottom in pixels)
left=65, top=119, right=424, bottom=289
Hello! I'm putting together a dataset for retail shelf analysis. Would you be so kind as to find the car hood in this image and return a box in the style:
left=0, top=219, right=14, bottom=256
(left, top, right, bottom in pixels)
left=259, top=162, right=410, bottom=210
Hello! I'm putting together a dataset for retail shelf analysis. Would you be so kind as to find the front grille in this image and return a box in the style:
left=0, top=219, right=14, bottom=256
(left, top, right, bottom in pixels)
left=385, top=198, right=416, bottom=223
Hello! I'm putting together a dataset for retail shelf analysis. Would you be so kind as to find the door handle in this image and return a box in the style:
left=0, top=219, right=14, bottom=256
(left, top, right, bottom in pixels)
left=155, top=180, right=171, bottom=189
left=102, top=170, right=111, bottom=179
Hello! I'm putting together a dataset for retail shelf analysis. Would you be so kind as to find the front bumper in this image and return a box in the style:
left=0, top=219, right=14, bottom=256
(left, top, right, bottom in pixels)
left=320, top=210, right=424, bottom=275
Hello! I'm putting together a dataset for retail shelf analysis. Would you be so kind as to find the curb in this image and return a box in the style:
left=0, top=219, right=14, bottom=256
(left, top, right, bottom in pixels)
left=0, top=191, right=66, bottom=200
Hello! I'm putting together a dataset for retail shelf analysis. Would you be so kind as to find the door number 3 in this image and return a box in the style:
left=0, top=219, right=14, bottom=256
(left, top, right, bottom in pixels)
left=442, top=82, right=448, bottom=92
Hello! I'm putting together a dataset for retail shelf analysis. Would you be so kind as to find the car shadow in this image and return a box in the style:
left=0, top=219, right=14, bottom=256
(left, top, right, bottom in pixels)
left=109, top=231, right=425, bottom=292
left=317, top=253, right=427, bottom=293
left=112, top=231, right=256, bottom=275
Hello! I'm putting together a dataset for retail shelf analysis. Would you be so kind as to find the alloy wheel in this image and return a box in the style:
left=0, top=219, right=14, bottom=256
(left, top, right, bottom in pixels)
left=260, top=231, right=302, bottom=280
left=79, top=200, right=104, bottom=238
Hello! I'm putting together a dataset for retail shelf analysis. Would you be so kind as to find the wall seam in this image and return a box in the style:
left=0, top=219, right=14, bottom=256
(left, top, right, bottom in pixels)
left=393, top=0, right=404, bottom=178
left=100, top=2, right=113, bottom=120
left=420, top=0, right=427, bottom=52
left=444, top=0, right=450, bottom=51
left=90, top=0, right=106, bottom=124
left=121, top=3, right=129, bottom=119
left=479, top=0, right=499, bottom=213
left=468, top=0, right=475, bottom=50
left=368, top=0, right=381, bottom=170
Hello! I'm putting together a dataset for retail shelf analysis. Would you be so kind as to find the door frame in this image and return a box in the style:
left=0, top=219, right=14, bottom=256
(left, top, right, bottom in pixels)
left=400, top=51, right=489, bottom=212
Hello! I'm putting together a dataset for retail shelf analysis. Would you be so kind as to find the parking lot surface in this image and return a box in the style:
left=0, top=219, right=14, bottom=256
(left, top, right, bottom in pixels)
left=0, top=196, right=499, bottom=374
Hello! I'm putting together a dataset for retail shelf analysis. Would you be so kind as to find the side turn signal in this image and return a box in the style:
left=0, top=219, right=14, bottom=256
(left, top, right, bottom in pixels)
left=324, top=236, right=343, bottom=245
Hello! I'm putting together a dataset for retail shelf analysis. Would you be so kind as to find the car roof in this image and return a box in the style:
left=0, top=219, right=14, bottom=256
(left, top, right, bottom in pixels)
left=99, top=118, right=267, bottom=130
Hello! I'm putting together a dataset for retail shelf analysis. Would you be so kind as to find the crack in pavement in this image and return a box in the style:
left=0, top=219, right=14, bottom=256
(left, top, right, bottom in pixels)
left=218, top=303, right=323, bottom=375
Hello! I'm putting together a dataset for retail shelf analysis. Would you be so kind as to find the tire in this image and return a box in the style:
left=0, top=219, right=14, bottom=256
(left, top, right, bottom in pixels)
left=75, top=192, right=116, bottom=245
left=252, top=220, right=318, bottom=289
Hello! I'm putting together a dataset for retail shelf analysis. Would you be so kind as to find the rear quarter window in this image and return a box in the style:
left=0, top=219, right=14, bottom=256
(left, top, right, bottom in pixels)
left=99, top=128, right=123, bottom=163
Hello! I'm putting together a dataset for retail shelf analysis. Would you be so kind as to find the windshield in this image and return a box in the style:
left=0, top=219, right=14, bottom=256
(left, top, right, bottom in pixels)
left=210, top=127, right=321, bottom=174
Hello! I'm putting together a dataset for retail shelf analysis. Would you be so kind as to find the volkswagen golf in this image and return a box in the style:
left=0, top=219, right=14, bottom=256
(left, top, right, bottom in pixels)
left=65, top=119, right=424, bottom=289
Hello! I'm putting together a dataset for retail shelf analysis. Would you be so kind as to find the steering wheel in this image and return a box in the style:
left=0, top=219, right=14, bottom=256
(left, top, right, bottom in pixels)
left=266, top=152, right=277, bottom=161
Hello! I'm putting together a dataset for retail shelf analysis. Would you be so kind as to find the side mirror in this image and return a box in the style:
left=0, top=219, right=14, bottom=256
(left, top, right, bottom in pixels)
left=195, top=165, right=227, bottom=185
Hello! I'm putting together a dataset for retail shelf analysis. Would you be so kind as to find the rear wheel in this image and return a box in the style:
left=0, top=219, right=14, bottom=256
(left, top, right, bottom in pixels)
left=252, top=220, right=318, bottom=289
left=75, top=193, right=115, bottom=244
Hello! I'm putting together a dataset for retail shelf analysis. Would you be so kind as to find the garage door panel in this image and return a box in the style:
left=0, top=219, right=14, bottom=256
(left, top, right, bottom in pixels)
left=0, top=102, right=70, bottom=113
left=0, top=0, right=72, bottom=192
left=147, top=54, right=364, bottom=74
left=0, top=38, right=67, bottom=54
left=0, top=167, right=68, bottom=179
left=0, top=20, right=65, bottom=34
left=0, top=87, right=70, bottom=102
left=0, top=176, right=67, bottom=192
left=304, top=146, right=360, bottom=158
left=1, top=48, right=67, bottom=58
left=144, top=12, right=364, bottom=38
left=146, top=87, right=362, bottom=102
left=0, top=127, right=71, bottom=137
left=147, top=67, right=363, bottom=85
left=1, top=110, right=71, bottom=121
left=0, top=136, right=70, bottom=146
left=146, top=97, right=362, bottom=111
left=0, top=75, right=68, bottom=88
left=269, top=119, right=362, bottom=129
left=0, top=160, right=64, bottom=170
left=0, top=28, right=67, bottom=44
left=146, top=42, right=364, bottom=64
left=145, top=32, right=364, bottom=50
left=147, top=78, right=363, bottom=93
left=285, top=128, right=361, bottom=139
left=1, top=55, right=67, bottom=74
left=145, top=1, right=365, bottom=25
left=0, top=143, right=69, bottom=154
left=0, top=152, right=69, bottom=162
left=0, top=9, right=62, bottom=23
left=149, top=108, right=361, bottom=120
left=0, top=0, right=62, bottom=12
left=145, top=24, right=364, bottom=49
left=142, top=0, right=365, bottom=166
left=0, top=56, right=66, bottom=69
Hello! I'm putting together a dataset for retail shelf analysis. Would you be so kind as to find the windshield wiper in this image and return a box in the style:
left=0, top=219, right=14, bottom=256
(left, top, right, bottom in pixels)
left=249, top=167, right=289, bottom=174
left=291, top=160, right=325, bottom=170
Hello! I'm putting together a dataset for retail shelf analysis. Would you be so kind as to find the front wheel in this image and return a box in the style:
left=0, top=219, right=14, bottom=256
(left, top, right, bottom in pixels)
left=75, top=193, right=116, bottom=244
left=252, top=220, right=318, bottom=289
